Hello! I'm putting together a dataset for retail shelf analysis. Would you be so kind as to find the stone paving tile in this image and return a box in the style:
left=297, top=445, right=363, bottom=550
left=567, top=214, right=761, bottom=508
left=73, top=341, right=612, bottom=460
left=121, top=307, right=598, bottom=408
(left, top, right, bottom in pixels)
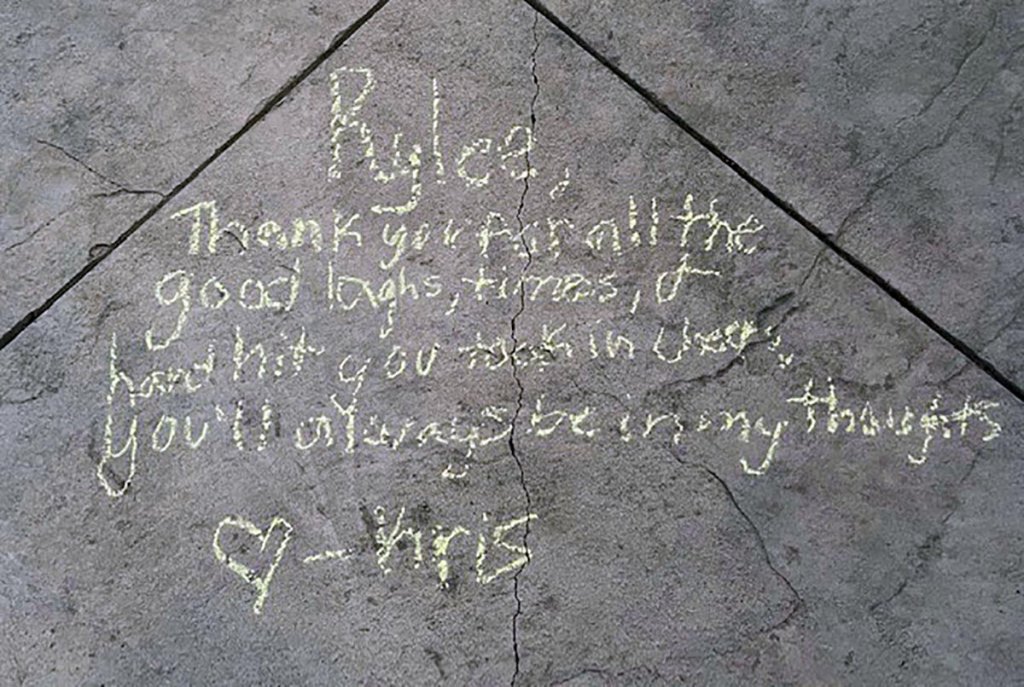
left=0, top=0, right=379, bottom=333
left=0, top=0, right=1021, bottom=684
left=511, top=22, right=1023, bottom=684
left=539, top=0, right=1024, bottom=385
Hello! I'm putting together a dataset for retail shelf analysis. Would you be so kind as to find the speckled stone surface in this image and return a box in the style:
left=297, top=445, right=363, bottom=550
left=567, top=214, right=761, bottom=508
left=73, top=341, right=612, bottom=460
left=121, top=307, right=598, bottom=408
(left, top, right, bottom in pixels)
left=541, top=0, right=1024, bottom=385
left=1, top=1, right=1021, bottom=685
left=0, top=0, right=377, bottom=332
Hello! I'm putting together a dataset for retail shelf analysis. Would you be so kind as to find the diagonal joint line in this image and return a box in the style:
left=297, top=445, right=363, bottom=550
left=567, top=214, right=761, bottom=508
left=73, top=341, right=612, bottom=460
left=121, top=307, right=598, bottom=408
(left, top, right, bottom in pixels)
left=0, top=0, right=392, bottom=353
left=521, top=0, right=1024, bottom=404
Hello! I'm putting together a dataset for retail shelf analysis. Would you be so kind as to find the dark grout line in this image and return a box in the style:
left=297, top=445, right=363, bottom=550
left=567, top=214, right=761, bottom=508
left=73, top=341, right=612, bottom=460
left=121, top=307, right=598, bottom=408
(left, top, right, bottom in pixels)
left=0, top=0, right=392, bottom=353
left=520, top=0, right=1024, bottom=405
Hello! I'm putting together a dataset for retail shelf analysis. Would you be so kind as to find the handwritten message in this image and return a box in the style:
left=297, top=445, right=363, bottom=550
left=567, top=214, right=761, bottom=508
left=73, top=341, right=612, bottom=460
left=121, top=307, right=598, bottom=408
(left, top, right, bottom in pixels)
left=95, top=67, right=1003, bottom=615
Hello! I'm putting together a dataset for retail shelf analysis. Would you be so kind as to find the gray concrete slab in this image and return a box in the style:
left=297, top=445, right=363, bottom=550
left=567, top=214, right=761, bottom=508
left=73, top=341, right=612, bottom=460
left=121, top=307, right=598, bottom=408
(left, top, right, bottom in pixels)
left=539, top=0, right=1024, bottom=385
left=0, top=0, right=378, bottom=333
left=0, top=0, right=1021, bottom=684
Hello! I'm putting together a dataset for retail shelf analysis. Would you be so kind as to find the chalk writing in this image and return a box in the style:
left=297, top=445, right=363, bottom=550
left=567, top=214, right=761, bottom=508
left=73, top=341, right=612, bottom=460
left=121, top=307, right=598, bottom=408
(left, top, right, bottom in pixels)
left=212, top=516, right=294, bottom=615
left=213, top=508, right=538, bottom=614
left=90, top=67, right=1006, bottom=620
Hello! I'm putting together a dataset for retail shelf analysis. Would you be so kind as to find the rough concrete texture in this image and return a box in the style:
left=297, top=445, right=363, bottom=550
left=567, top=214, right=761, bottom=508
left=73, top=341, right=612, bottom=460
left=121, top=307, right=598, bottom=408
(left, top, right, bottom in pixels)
left=1, top=0, right=1022, bottom=685
left=541, top=0, right=1024, bottom=384
left=0, top=0, right=377, bottom=332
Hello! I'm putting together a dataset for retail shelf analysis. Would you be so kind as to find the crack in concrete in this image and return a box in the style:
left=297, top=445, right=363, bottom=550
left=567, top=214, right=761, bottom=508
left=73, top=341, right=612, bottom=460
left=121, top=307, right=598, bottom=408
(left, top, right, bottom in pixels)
left=939, top=362, right=971, bottom=387
left=675, top=456, right=804, bottom=631
left=509, top=14, right=540, bottom=687
left=868, top=577, right=909, bottom=613
left=676, top=351, right=749, bottom=387
left=520, top=0, right=1024, bottom=405
left=837, top=40, right=1024, bottom=245
left=869, top=449, right=980, bottom=613
left=36, top=139, right=166, bottom=198
left=2, top=205, right=76, bottom=255
left=0, top=0, right=392, bottom=353
left=754, top=290, right=796, bottom=326
left=794, top=242, right=831, bottom=296
left=894, top=11, right=997, bottom=129
left=980, top=306, right=1024, bottom=351
left=831, top=18, right=1012, bottom=243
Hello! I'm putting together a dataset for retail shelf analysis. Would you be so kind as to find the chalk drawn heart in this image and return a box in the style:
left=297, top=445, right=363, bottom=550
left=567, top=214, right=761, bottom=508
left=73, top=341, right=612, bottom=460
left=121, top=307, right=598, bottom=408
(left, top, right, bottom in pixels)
left=212, top=516, right=294, bottom=615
